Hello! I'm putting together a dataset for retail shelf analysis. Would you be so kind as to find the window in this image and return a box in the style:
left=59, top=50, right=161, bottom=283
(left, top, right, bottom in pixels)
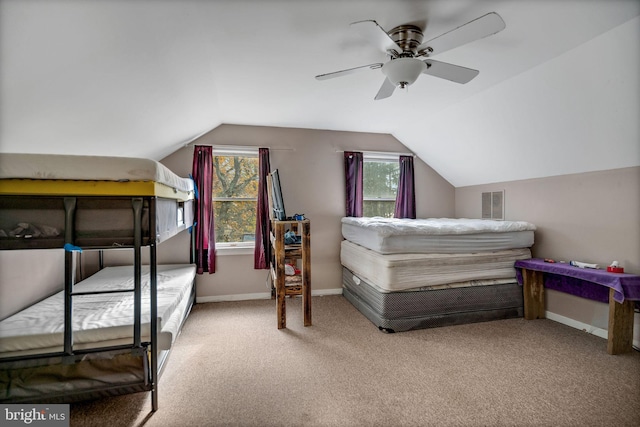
left=363, top=154, right=399, bottom=218
left=212, top=149, right=259, bottom=245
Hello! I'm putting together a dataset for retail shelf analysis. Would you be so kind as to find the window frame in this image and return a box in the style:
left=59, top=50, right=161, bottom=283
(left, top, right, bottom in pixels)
left=211, top=147, right=259, bottom=251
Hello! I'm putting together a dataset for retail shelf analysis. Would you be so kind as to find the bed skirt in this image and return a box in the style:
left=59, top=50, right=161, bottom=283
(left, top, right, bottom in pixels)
left=342, top=267, right=524, bottom=332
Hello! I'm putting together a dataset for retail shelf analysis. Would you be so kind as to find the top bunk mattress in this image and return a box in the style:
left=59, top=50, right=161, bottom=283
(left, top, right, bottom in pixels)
left=342, top=216, right=536, bottom=254
left=0, top=153, right=194, bottom=200
left=0, top=264, right=196, bottom=358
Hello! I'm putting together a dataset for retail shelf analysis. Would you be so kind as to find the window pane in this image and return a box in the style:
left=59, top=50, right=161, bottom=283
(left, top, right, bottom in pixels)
left=214, top=200, right=257, bottom=243
left=213, top=156, right=259, bottom=198
left=212, top=155, right=259, bottom=243
left=363, top=200, right=395, bottom=218
left=363, top=161, right=398, bottom=199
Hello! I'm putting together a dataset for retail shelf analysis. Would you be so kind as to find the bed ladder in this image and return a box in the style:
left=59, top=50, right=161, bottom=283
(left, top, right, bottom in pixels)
left=61, top=197, right=159, bottom=411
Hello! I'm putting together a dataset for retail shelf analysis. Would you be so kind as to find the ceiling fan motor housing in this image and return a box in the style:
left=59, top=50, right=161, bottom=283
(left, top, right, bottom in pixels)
left=388, top=25, right=424, bottom=56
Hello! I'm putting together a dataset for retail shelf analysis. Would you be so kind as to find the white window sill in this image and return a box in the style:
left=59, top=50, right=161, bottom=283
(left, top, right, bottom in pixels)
left=215, top=243, right=254, bottom=256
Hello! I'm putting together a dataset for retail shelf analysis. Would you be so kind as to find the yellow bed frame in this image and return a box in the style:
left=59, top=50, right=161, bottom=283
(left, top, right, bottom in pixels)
left=0, top=178, right=193, bottom=201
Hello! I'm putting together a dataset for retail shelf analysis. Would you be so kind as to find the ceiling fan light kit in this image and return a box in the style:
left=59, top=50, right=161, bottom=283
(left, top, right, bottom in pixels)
left=315, top=12, right=506, bottom=100
left=382, top=58, right=426, bottom=88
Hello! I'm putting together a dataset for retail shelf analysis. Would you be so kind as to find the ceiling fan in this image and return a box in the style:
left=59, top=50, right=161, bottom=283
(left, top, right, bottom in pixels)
left=315, top=12, right=506, bottom=100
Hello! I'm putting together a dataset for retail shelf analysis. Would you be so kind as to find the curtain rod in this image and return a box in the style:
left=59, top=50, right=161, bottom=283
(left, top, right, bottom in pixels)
left=335, top=150, right=415, bottom=157
left=186, top=144, right=295, bottom=151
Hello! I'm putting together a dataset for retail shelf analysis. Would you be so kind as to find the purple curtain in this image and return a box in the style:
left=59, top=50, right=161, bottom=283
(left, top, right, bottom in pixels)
left=192, top=145, right=215, bottom=274
left=254, top=148, right=271, bottom=269
left=394, top=155, right=416, bottom=219
left=344, top=151, right=363, bottom=217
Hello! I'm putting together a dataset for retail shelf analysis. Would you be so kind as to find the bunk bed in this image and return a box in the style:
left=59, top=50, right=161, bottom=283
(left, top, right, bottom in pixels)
left=341, top=216, right=536, bottom=332
left=0, top=153, right=196, bottom=410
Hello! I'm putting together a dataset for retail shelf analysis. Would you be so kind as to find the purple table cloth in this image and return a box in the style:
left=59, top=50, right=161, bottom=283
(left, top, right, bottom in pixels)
left=515, top=258, right=640, bottom=303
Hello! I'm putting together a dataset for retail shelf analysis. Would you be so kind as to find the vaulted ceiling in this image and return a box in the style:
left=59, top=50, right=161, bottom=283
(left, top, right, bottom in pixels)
left=1, top=0, right=638, bottom=186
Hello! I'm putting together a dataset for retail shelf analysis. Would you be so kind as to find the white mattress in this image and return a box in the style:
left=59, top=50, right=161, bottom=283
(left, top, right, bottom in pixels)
left=0, top=153, right=193, bottom=193
left=0, top=264, right=195, bottom=358
left=341, top=240, right=531, bottom=292
left=342, top=217, right=536, bottom=254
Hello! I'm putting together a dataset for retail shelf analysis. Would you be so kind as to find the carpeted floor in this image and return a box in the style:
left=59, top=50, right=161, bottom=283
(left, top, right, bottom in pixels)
left=71, top=295, right=640, bottom=427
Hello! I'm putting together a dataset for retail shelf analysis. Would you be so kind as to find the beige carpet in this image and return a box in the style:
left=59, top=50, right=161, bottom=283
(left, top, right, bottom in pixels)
left=71, top=295, right=640, bottom=427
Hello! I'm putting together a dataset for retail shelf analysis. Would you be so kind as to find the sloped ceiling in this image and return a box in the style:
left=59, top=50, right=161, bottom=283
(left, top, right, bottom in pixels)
left=1, top=0, right=638, bottom=186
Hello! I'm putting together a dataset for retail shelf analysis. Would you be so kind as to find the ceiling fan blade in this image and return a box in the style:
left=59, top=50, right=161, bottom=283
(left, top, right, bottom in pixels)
left=374, top=78, right=396, bottom=100
left=417, top=12, right=505, bottom=56
left=315, top=63, right=383, bottom=80
left=422, top=59, right=479, bottom=84
left=350, top=20, right=403, bottom=55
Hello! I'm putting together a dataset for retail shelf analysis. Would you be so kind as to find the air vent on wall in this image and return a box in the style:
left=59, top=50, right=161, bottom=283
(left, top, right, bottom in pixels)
left=482, top=190, right=504, bottom=220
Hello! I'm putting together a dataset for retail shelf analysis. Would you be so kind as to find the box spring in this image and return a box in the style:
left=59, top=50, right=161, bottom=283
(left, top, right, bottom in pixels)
left=342, top=267, right=524, bottom=332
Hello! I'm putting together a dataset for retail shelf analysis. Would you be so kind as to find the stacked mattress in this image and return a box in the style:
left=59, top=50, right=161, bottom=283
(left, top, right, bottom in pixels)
left=340, top=217, right=536, bottom=332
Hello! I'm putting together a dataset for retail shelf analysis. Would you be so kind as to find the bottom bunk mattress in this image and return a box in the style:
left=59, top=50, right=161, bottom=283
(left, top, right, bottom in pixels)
left=0, top=264, right=195, bottom=403
left=0, top=264, right=196, bottom=358
left=341, top=240, right=531, bottom=291
left=342, top=267, right=524, bottom=333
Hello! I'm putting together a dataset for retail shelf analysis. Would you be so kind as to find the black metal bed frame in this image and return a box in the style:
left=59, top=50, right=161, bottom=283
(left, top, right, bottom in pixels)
left=0, top=194, right=194, bottom=411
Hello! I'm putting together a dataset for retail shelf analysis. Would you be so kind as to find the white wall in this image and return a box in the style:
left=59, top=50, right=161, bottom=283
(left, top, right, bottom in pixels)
left=456, top=167, right=640, bottom=346
left=158, top=125, right=455, bottom=301
left=0, top=250, right=65, bottom=320
left=0, top=125, right=454, bottom=319
left=3, top=16, right=637, bottom=342
left=410, top=16, right=640, bottom=187
left=451, top=17, right=640, bottom=345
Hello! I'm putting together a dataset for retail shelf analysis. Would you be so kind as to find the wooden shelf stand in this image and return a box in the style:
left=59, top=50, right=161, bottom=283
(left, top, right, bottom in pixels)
left=270, top=219, right=311, bottom=329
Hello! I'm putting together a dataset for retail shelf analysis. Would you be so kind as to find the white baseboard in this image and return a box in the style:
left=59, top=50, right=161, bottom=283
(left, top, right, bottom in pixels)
left=545, top=311, right=608, bottom=339
left=313, top=288, right=344, bottom=296
left=197, top=292, right=271, bottom=303
left=546, top=310, right=640, bottom=349
left=196, top=288, right=343, bottom=304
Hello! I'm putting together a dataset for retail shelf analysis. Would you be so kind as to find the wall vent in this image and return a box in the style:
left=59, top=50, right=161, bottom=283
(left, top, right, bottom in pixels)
left=482, top=190, right=504, bottom=220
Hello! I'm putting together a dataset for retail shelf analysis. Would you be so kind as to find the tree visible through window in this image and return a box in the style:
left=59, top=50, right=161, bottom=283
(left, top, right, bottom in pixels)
left=212, top=153, right=259, bottom=244
left=363, top=159, right=399, bottom=217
